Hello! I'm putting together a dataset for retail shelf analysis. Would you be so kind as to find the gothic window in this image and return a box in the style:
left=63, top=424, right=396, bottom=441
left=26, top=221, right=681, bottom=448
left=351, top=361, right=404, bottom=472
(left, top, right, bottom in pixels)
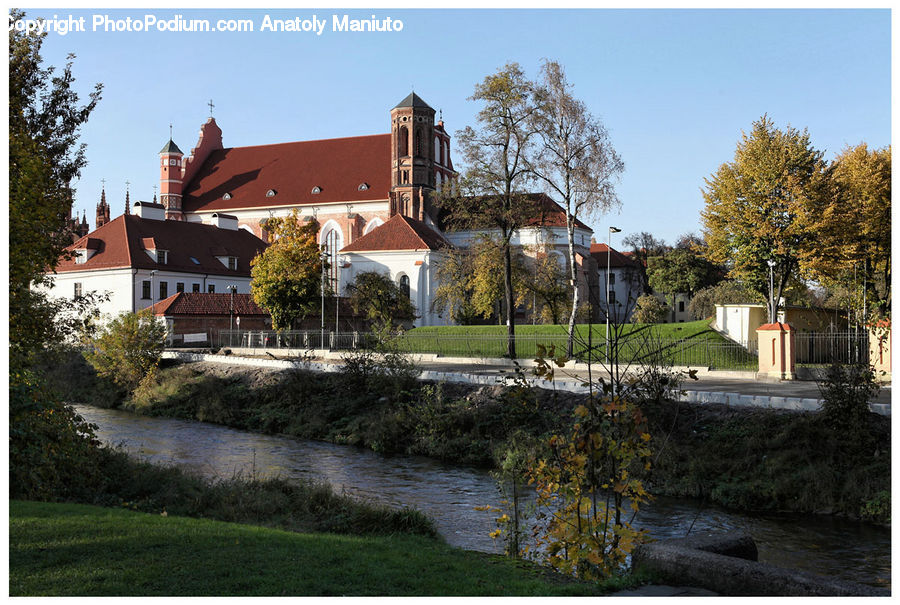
left=363, top=217, right=384, bottom=235
left=414, top=128, right=422, bottom=156
left=434, top=137, right=441, bottom=162
left=398, top=126, right=409, bottom=156
left=399, top=274, right=410, bottom=299
left=321, top=222, right=344, bottom=292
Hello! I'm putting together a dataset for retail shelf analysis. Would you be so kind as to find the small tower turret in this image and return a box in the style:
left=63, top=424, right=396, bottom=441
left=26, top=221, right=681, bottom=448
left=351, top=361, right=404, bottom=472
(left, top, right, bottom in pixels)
left=96, top=184, right=110, bottom=228
left=159, top=130, right=184, bottom=220
left=390, top=92, right=436, bottom=222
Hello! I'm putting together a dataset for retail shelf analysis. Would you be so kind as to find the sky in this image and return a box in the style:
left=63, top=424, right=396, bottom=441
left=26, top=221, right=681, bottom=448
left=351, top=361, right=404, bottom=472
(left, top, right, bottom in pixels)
left=23, top=6, right=892, bottom=249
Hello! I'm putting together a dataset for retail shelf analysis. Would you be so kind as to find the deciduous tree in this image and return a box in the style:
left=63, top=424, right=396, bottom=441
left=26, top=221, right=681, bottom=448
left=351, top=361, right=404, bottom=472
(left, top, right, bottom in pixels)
left=440, top=63, right=541, bottom=357
left=531, top=60, right=624, bottom=355
left=250, top=211, right=324, bottom=330
left=621, top=232, right=668, bottom=295
left=85, top=310, right=167, bottom=392
left=701, top=116, right=827, bottom=323
left=647, top=248, right=722, bottom=322
left=346, top=271, right=417, bottom=330
left=798, top=143, right=891, bottom=318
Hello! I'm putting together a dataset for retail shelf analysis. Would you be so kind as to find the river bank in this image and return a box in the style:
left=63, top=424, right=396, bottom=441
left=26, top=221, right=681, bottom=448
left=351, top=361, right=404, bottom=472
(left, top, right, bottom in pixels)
left=49, top=353, right=891, bottom=523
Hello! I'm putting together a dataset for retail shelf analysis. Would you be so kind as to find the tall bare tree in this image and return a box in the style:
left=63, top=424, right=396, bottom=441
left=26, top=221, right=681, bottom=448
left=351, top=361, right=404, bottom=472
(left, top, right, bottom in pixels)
left=440, top=63, right=540, bottom=358
left=532, top=60, right=623, bottom=355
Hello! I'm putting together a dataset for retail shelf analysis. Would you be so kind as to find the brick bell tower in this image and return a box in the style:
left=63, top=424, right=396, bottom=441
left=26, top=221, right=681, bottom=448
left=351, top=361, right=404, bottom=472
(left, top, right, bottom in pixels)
left=159, top=129, right=184, bottom=220
left=390, top=92, right=436, bottom=222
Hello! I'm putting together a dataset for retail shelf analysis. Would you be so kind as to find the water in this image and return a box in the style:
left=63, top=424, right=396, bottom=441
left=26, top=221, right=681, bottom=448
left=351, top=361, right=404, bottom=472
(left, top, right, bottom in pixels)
left=75, top=404, right=891, bottom=589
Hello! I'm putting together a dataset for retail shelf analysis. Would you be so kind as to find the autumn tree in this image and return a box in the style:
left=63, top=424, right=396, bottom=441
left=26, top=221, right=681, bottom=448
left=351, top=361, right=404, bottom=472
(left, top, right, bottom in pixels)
left=250, top=211, right=324, bottom=330
left=85, top=310, right=167, bottom=392
left=798, top=143, right=891, bottom=318
left=440, top=63, right=541, bottom=358
left=521, top=251, right=570, bottom=325
left=531, top=60, right=624, bottom=355
left=346, top=271, right=417, bottom=330
left=701, top=116, right=827, bottom=323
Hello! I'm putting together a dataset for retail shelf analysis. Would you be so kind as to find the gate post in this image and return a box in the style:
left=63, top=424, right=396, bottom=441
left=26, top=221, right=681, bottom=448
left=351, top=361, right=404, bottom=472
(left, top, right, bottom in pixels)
left=869, top=320, right=891, bottom=382
left=756, top=322, right=795, bottom=380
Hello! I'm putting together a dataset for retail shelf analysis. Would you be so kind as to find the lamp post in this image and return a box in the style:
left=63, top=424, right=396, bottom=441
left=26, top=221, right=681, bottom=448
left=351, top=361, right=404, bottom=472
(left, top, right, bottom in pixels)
left=150, top=270, right=157, bottom=315
left=321, top=247, right=327, bottom=350
left=606, top=227, right=621, bottom=395
left=766, top=259, right=776, bottom=323
left=228, top=285, right=236, bottom=346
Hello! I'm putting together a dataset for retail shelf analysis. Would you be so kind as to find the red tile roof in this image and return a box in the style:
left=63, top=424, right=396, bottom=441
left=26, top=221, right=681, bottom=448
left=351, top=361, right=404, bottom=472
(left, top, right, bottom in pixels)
left=340, top=214, right=451, bottom=252
left=590, top=243, right=641, bottom=269
left=182, top=134, right=392, bottom=213
left=154, top=292, right=267, bottom=317
left=55, top=215, right=267, bottom=276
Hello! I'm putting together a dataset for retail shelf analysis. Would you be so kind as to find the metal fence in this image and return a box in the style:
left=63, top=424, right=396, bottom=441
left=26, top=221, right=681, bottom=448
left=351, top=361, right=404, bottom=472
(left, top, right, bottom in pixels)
left=215, top=330, right=758, bottom=371
left=794, top=330, right=870, bottom=366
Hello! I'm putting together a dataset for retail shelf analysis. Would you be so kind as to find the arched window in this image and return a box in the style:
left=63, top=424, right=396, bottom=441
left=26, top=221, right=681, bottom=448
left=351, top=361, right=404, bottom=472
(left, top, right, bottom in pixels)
left=414, top=128, right=423, bottom=157
left=398, top=126, right=409, bottom=157
left=320, top=221, right=343, bottom=293
left=399, top=274, right=410, bottom=299
left=363, top=217, right=384, bottom=235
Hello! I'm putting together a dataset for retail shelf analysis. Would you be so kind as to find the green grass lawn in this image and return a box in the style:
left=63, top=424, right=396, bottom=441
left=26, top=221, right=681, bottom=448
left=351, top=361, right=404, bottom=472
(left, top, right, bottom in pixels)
left=398, top=320, right=757, bottom=370
left=9, top=500, right=605, bottom=597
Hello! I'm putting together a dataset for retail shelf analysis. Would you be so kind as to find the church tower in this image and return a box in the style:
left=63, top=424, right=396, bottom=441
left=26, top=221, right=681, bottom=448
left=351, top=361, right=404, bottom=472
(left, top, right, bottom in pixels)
left=159, top=135, right=184, bottom=220
left=95, top=185, right=110, bottom=228
left=390, top=93, right=436, bottom=222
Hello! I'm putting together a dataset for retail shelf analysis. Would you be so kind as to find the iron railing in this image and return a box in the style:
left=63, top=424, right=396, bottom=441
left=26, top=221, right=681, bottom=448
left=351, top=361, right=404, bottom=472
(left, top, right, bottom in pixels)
left=794, top=330, right=870, bottom=366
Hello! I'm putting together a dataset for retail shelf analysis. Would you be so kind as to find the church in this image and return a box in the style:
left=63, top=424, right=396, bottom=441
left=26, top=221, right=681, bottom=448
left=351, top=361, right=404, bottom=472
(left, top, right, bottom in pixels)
left=54, top=92, right=598, bottom=328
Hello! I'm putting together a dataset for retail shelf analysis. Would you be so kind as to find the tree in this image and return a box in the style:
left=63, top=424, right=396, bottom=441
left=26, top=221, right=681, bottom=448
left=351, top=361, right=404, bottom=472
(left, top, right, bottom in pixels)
left=632, top=294, right=669, bottom=324
left=701, top=116, right=827, bottom=323
left=798, top=144, right=891, bottom=318
left=9, top=12, right=104, bottom=500
left=346, top=271, right=417, bottom=330
left=250, top=211, right=324, bottom=330
left=647, top=248, right=722, bottom=322
left=521, top=251, right=570, bottom=325
left=431, top=237, right=528, bottom=325
left=10, top=9, right=102, bottom=368
left=621, top=232, right=668, bottom=295
left=531, top=60, right=624, bottom=356
left=440, top=63, right=541, bottom=358
left=85, top=310, right=167, bottom=392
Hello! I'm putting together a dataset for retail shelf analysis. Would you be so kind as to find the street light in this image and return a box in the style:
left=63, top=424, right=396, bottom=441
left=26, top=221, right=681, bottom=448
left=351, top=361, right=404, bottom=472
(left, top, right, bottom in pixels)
left=321, top=246, right=328, bottom=351
left=150, top=270, right=157, bottom=315
left=228, top=285, right=237, bottom=346
left=607, top=227, right=621, bottom=388
left=766, top=259, right=776, bottom=323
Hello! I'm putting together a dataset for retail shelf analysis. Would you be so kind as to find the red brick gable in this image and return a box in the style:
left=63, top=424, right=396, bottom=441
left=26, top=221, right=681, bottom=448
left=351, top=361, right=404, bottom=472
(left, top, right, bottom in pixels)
left=56, top=215, right=267, bottom=276
left=182, top=134, right=392, bottom=213
left=340, top=214, right=450, bottom=252
left=154, top=292, right=267, bottom=317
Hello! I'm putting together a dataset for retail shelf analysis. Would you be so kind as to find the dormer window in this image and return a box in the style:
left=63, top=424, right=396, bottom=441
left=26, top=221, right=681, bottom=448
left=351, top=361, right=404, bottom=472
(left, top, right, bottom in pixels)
left=358, top=183, right=369, bottom=191
left=222, top=192, right=232, bottom=200
left=157, top=250, right=168, bottom=265
left=227, top=256, right=237, bottom=271
left=266, top=189, right=277, bottom=198
left=311, top=186, right=322, bottom=194
left=75, top=250, right=87, bottom=265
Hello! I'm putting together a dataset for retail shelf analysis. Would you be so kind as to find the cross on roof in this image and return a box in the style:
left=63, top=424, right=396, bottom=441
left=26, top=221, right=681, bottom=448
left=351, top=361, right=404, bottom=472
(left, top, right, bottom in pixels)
left=208, top=99, right=215, bottom=116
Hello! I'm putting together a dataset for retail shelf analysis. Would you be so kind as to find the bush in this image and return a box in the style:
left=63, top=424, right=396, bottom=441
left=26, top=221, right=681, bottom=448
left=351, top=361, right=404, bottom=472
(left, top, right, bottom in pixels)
left=85, top=310, right=167, bottom=392
left=632, top=294, right=668, bottom=324
left=818, top=362, right=879, bottom=430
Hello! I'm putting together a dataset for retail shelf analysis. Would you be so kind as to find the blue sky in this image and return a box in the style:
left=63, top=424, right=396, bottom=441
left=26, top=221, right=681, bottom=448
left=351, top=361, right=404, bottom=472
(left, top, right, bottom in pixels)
left=28, top=7, right=891, bottom=248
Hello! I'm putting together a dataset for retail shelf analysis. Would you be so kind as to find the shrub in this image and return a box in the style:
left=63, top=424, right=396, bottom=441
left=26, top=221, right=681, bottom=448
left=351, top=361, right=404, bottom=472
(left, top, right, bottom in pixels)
left=85, top=310, right=167, bottom=392
left=818, top=361, right=879, bottom=430
left=632, top=294, right=668, bottom=324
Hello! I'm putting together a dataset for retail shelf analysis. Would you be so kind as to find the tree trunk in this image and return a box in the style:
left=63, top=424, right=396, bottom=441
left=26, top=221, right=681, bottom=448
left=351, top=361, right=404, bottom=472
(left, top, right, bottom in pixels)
left=504, top=243, right=516, bottom=359
left=566, top=221, right=579, bottom=358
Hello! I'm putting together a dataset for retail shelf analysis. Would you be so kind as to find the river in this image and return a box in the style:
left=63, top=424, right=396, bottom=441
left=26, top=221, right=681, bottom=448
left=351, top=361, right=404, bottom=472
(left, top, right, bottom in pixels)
left=75, top=404, right=891, bottom=589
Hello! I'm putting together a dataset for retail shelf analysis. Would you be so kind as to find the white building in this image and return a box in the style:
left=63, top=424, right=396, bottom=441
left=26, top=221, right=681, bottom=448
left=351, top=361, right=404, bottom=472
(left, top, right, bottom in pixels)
left=44, top=201, right=267, bottom=321
left=589, top=243, right=643, bottom=322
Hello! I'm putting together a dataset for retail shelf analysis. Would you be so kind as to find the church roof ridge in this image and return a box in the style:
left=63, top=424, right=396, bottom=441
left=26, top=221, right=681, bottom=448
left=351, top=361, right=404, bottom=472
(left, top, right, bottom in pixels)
left=393, top=92, right=433, bottom=110
left=222, top=132, right=390, bottom=152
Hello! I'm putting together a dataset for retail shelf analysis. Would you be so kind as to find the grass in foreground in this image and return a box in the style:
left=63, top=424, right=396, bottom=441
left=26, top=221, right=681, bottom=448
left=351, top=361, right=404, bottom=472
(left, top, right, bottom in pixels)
left=10, top=500, right=607, bottom=597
